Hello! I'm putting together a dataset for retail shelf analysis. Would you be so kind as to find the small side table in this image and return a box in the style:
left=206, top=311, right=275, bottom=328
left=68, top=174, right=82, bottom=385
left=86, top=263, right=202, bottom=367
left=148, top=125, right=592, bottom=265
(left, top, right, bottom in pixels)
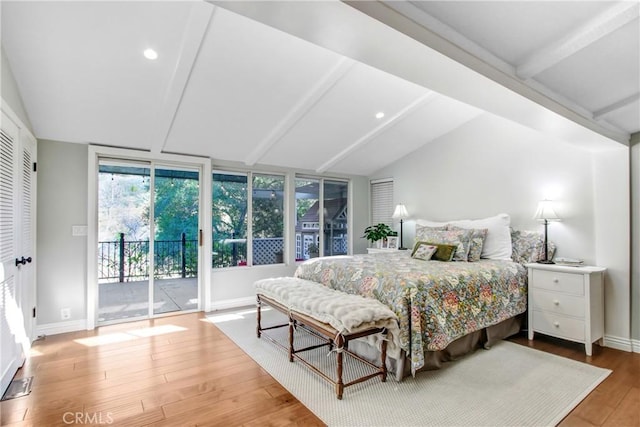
left=525, top=263, right=606, bottom=356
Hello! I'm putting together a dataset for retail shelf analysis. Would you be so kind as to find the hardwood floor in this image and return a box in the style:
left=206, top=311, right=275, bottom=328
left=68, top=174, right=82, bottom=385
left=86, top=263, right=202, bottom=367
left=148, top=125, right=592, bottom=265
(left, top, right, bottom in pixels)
left=1, top=312, right=637, bottom=426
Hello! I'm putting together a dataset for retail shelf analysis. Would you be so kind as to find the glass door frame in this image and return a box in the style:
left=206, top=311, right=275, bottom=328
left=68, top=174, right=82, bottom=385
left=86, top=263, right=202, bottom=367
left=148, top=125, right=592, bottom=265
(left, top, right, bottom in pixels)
left=87, top=146, right=212, bottom=329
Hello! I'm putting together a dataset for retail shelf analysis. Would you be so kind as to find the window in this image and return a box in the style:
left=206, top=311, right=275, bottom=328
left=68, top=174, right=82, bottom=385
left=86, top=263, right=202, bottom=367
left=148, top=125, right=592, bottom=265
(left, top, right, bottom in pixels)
left=213, top=172, right=349, bottom=266
left=212, top=171, right=285, bottom=268
left=371, top=179, right=394, bottom=226
left=252, top=174, right=284, bottom=265
left=323, top=180, right=348, bottom=257
left=295, top=178, right=319, bottom=260
left=295, top=177, right=349, bottom=259
left=212, top=172, right=247, bottom=268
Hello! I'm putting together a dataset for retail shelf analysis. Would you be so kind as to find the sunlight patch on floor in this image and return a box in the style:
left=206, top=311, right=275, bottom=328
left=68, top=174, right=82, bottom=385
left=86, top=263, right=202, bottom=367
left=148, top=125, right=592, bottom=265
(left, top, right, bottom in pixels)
left=204, top=307, right=269, bottom=324
left=128, top=324, right=187, bottom=337
left=74, top=324, right=187, bottom=347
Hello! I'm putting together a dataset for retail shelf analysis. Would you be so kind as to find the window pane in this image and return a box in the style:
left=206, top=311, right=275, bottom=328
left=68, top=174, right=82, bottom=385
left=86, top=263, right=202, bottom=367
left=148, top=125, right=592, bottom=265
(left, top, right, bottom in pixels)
left=154, top=167, right=199, bottom=280
left=212, top=173, right=247, bottom=268
left=252, top=174, right=284, bottom=265
left=323, top=180, right=348, bottom=257
left=295, top=178, right=319, bottom=260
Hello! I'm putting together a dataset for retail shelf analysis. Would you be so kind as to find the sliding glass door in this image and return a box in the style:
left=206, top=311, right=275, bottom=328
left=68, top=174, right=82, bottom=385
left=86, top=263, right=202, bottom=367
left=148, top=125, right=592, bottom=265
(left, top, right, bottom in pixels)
left=97, top=160, right=200, bottom=324
left=153, top=165, right=199, bottom=316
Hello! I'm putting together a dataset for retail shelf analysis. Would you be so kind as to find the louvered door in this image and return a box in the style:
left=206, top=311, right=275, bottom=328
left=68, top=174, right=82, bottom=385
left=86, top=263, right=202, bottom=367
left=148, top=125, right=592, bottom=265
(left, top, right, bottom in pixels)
left=0, top=110, right=23, bottom=395
left=19, top=131, right=36, bottom=341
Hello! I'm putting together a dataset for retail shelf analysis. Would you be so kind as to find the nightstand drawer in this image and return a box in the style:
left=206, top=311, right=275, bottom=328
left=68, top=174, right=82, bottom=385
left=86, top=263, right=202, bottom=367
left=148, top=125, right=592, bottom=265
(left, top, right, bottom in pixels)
left=530, top=289, right=585, bottom=317
left=532, top=311, right=585, bottom=341
left=531, top=269, right=584, bottom=295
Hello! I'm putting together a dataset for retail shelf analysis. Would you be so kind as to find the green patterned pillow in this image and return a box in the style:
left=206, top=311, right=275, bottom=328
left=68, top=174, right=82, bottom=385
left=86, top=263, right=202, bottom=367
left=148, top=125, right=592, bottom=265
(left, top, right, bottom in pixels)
left=412, top=241, right=457, bottom=262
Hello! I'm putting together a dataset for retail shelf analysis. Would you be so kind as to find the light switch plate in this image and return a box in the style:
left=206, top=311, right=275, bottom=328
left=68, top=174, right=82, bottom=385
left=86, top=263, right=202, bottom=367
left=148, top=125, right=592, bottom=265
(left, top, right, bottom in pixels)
left=72, top=225, right=88, bottom=236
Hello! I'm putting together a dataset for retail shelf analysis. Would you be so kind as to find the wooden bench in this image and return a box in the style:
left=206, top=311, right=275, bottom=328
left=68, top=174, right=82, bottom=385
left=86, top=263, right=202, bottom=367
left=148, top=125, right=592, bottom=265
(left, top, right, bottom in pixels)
left=255, top=278, right=392, bottom=399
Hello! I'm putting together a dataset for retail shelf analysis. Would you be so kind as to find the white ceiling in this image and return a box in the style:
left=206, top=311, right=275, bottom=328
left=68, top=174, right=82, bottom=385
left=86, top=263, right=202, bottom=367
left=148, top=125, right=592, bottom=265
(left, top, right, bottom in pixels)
left=381, top=1, right=639, bottom=136
left=2, top=1, right=638, bottom=176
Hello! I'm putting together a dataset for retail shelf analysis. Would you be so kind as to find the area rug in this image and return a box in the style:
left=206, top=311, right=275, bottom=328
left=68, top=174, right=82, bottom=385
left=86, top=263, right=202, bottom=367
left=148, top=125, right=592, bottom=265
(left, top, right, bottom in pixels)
left=208, top=308, right=611, bottom=427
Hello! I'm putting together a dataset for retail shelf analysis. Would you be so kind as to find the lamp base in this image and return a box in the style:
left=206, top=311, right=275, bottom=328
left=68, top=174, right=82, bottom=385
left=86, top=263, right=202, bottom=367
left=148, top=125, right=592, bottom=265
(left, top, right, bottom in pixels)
left=536, top=259, right=555, bottom=264
left=398, top=247, right=408, bottom=251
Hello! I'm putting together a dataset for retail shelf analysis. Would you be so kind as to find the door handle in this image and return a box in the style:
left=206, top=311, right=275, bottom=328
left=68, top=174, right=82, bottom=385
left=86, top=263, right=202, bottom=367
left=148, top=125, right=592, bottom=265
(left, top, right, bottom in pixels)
left=15, top=256, right=32, bottom=266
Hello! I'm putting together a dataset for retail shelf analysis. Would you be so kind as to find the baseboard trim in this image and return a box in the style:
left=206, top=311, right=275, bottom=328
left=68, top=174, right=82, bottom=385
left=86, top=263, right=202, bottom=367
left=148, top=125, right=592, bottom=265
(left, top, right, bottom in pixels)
left=36, top=319, right=87, bottom=337
left=603, top=334, right=633, bottom=352
left=210, top=297, right=255, bottom=312
left=1, top=354, right=25, bottom=397
left=631, top=338, right=640, bottom=353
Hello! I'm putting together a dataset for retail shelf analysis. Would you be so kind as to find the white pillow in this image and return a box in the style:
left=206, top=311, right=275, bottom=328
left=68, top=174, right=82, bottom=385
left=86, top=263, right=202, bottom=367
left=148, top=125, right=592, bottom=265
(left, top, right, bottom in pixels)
left=448, top=213, right=512, bottom=260
left=415, top=219, right=449, bottom=228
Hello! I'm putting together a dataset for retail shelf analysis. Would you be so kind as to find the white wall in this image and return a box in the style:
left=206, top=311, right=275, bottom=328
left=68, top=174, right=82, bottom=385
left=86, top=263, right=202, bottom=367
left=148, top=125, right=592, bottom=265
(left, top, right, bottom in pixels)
left=593, top=147, right=631, bottom=348
left=36, top=140, right=88, bottom=331
left=631, top=132, right=639, bottom=346
left=1, top=46, right=32, bottom=131
left=371, top=112, right=631, bottom=346
left=373, top=113, right=597, bottom=262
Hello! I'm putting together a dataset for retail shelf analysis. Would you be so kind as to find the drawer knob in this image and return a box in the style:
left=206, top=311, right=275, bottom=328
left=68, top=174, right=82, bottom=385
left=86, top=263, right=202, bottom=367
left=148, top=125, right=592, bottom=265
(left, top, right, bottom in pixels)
left=553, top=300, right=560, bottom=306
left=553, top=278, right=559, bottom=283
left=553, top=321, right=560, bottom=327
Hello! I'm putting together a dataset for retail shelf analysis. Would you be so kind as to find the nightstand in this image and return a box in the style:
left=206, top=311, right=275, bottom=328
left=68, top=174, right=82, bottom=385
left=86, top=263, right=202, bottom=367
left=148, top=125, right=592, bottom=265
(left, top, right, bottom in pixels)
left=366, top=248, right=397, bottom=254
left=525, top=263, right=606, bottom=356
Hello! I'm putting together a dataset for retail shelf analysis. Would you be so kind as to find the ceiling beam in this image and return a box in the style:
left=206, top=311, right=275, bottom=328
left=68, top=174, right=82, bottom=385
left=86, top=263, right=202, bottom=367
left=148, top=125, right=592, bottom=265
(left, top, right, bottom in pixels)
left=316, top=91, right=436, bottom=173
left=149, top=2, right=215, bottom=155
left=517, top=2, right=639, bottom=80
left=382, top=1, right=515, bottom=76
left=244, top=57, right=354, bottom=166
left=212, top=0, right=628, bottom=146
left=593, top=93, right=640, bottom=120
left=381, top=0, right=630, bottom=139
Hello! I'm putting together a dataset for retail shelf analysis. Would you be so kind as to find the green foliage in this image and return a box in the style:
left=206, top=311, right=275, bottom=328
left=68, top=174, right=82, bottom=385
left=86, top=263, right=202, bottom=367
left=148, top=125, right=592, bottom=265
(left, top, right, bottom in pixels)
left=211, top=174, right=284, bottom=267
left=212, top=174, right=248, bottom=267
left=362, top=223, right=394, bottom=243
left=154, top=177, right=199, bottom=241
left=252, top=174, right=284, bottom=238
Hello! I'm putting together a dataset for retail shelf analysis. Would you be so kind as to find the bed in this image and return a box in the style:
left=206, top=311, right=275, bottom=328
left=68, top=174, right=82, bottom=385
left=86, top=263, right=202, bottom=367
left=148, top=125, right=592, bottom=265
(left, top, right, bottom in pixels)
left=292, top=215, right=553, bottom=378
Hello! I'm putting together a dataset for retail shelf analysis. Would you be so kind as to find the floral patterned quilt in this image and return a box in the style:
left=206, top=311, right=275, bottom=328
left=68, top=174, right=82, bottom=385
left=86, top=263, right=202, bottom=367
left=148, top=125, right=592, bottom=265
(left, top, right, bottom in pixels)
left=294, top=252, right=527, bottom=374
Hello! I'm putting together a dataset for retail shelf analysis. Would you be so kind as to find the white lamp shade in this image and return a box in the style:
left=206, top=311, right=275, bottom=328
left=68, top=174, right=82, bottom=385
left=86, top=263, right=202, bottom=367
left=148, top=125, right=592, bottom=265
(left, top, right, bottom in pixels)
left=533, top=200, right=561, bottom=221
left=392, top=204, right=409, bottom=219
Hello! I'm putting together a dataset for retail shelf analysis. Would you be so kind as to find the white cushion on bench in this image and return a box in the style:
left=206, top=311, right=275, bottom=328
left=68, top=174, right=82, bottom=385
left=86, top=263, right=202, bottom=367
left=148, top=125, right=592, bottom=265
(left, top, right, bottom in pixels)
left=255, top=277, right=400, bottom=357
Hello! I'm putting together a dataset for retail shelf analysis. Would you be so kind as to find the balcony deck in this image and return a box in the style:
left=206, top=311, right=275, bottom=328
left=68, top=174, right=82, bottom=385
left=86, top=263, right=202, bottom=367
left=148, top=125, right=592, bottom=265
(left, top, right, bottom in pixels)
left=98, top=277, right=197, bottom=323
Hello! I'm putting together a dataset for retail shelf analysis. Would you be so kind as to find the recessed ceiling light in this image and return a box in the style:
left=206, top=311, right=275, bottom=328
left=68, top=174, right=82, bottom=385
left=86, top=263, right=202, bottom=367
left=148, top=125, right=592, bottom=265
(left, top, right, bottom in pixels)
left=143, top=48, right=158, bottom=60
left=375, top=112, right=385, bottom=119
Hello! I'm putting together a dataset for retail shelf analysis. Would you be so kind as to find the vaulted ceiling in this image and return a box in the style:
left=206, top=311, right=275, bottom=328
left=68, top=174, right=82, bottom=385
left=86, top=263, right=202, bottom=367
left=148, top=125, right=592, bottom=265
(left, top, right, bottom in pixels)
left=2, top=1, right=638, bottom=176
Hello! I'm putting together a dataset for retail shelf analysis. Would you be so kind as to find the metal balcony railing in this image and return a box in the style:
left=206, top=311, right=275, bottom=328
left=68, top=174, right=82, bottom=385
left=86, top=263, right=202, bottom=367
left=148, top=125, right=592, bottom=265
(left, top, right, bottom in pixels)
left=98, top=233, right=197, bottom=282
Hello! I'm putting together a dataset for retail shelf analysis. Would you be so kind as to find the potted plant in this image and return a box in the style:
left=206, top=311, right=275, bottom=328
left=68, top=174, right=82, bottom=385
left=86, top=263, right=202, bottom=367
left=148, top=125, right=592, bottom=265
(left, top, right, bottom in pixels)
left=362, top=223, right=394, bottom=247
left=307, top=243, right=319, bottom=258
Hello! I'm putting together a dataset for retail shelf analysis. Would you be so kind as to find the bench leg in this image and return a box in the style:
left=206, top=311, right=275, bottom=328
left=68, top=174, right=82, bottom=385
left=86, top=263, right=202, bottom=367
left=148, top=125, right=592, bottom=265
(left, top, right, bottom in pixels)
left=381, top=330, right=388, bottom=383
left=288, top=316, right=294, bottom=363
left=335, top=334, right=344, bottom=400
left=256, top=296, right=262, bottom=338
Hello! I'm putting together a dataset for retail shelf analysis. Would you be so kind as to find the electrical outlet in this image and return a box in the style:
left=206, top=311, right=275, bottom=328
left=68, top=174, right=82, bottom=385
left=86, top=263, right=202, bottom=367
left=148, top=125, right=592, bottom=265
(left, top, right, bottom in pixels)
left=61, top=308, right=71, bottom=320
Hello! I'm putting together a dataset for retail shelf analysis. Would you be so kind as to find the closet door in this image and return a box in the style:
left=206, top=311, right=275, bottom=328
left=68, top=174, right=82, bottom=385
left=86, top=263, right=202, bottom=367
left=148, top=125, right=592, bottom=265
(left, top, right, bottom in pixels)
left=19, top=131, right=37, bottom=341
left=0, top=111, right=23, bottom=394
